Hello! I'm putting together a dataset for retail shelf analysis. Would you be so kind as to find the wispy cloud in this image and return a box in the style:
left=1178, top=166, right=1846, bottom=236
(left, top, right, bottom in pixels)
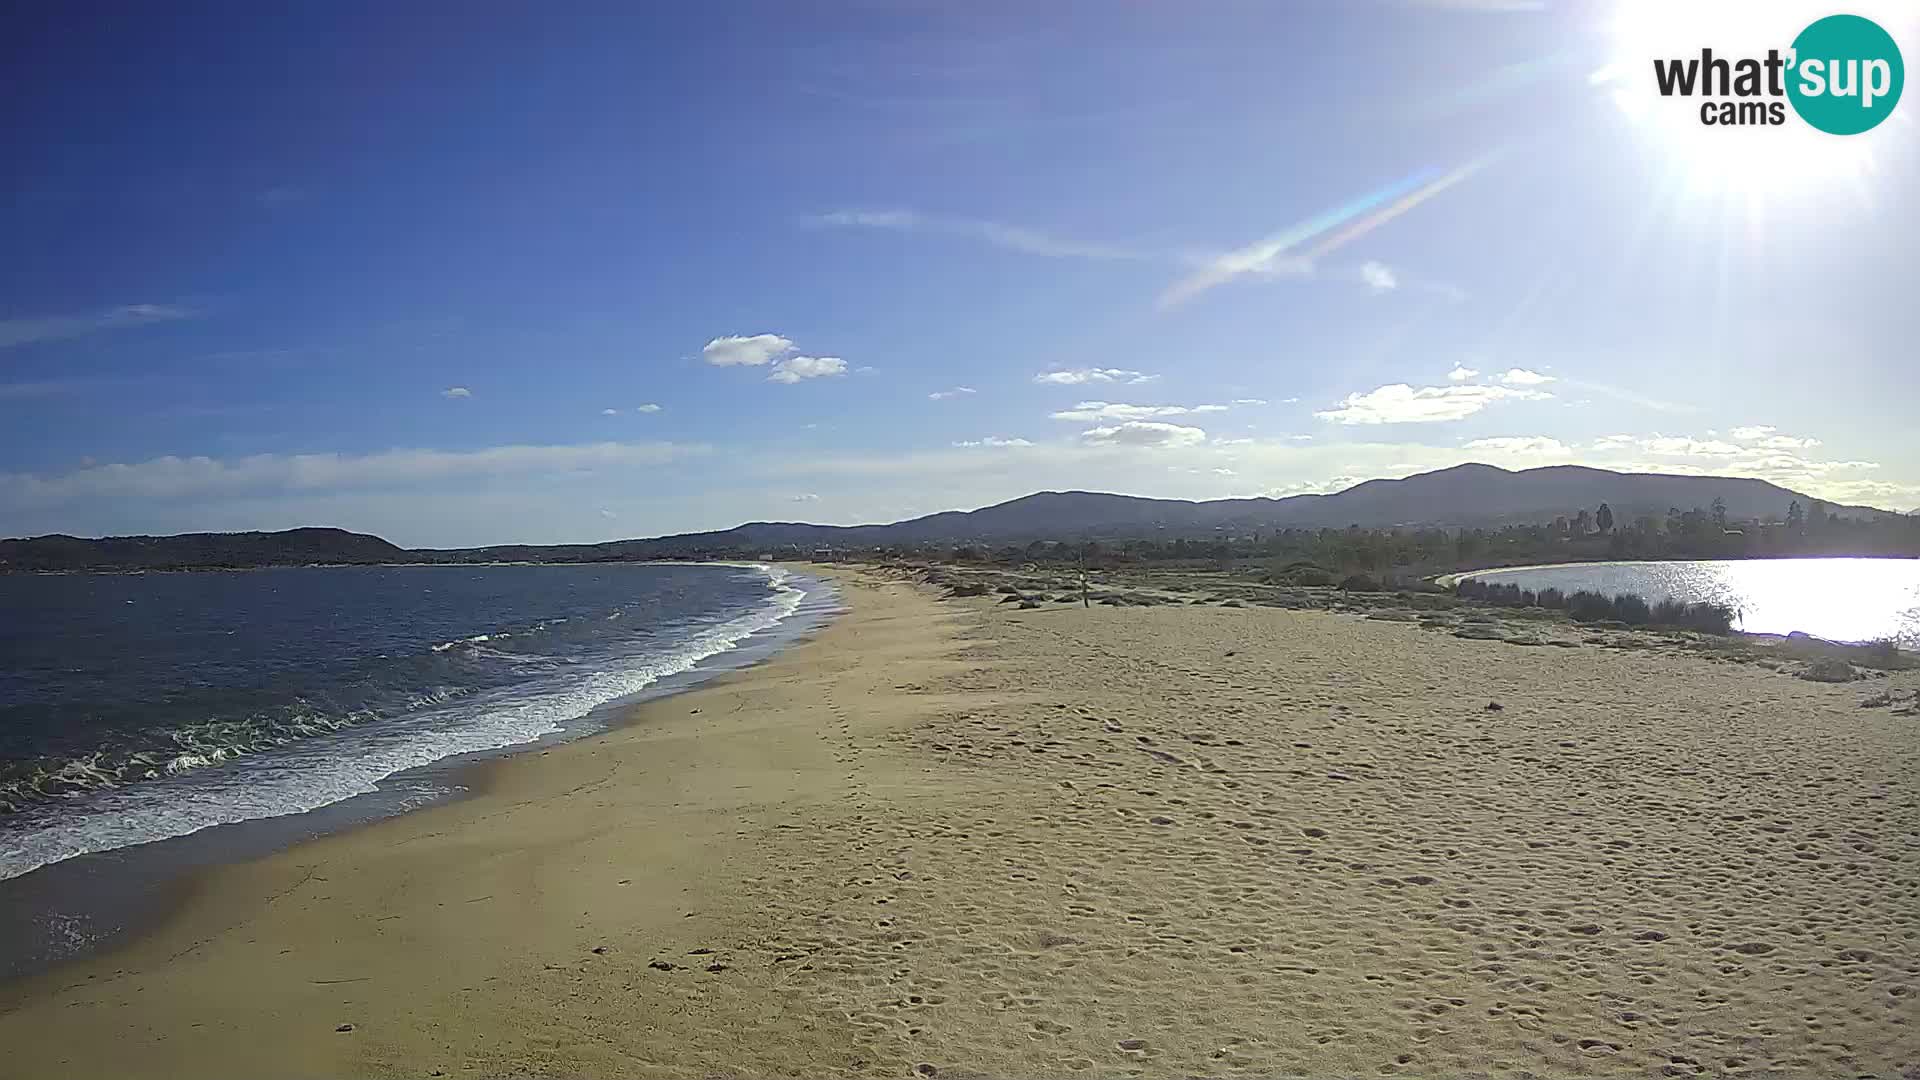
left=814, top=207, right=1456, bottom=304
left=0, top=304, right=195, bottom=351
left=1033, top=368, right=1158, bottom=386
left=1462, top=435, right=1570, bottom=454
left=637, top=403, right=662, bottom=413
left=1596, top=434, right=1744, bottom=456
left=953, top=436, right=1034, bottom=448
left=0, top=377, right=149, bottom=401
left=1049, top=401, right=1234, bottom=422
left=1315, top=383, right=1551, bottom=424
left=1556, top=377, right=1698, bottom=415
left=441, top=386, right=472, bottom=399
left=1, top=441, right=707, bottom=506
left=928, top=386, right=977, bottom=400
left=809, top=210, right=1143, bottom=261
left=768, top=356, right=847, bottom=384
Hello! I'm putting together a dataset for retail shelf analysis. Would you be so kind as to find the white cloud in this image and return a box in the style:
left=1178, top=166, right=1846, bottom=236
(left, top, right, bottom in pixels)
left=928, top=386, right=976, bottom=400
left=1729, top=424, right=1820, bottom=450
left=441, top=387, right=472, bottom=399
left=768, top=355, right=847, bottom=383
left=636, top=403, right=662, bottom=413
left=1080, top=421, right=1208, bottom=448
left=1446, top=364, right=1479, bottom=382
left=1462, top=436, right=1571, bottom=455
left=702, top=333, right=794, bottom=367
left=0, top=303, right=195, bottom=351
left=1033, top=368, right=1158, bottom=386
left=1315, top=383, right=1550, bottom=424
left=787, top=492, right=821, bottom=502
left=1049, top=401, right=1235, bottom=422
left=1636, top=435, right=1744, bottom=456
left=601, top=408, right=619, bottom=416
left=1, top=441, right=706, bottom=507
left=809, top=209, right=1141, bottom=261
left=1499, top=367, right=1555, bottom=386
left=1359, top=261, right=1398, bottom=292
left=953, top=436, right=1035, bottom=448
left=1231, top=398, right=1268, bottom=406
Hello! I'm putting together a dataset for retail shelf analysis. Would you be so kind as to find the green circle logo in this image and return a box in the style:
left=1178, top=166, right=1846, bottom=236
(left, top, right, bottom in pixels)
left=1787, top=14, right=1904, bottom=135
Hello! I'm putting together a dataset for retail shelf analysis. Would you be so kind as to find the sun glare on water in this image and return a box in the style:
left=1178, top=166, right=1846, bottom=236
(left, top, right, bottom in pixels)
left=1597, top=0, right=1910, bottom=207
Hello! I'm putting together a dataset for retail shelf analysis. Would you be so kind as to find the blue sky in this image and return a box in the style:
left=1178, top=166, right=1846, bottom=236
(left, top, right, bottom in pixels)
left=3, top=0, right=1915, bottom=546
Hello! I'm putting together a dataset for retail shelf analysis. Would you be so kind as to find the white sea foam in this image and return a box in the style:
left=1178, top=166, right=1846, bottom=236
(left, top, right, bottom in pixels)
left=0, top=565, right=817, bottom=882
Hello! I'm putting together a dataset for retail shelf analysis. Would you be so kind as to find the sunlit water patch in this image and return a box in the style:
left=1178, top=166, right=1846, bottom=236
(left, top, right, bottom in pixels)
left=1462, top=558, right=1920, bottom=645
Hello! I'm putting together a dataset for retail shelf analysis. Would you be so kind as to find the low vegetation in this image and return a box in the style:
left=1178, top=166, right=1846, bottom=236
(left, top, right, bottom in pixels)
left=1455, top=578, right=1736, bottom=633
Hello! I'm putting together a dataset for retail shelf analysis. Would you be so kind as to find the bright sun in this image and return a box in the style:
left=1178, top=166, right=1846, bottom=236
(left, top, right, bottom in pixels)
left=1595, top=0, right=1906, bottom=203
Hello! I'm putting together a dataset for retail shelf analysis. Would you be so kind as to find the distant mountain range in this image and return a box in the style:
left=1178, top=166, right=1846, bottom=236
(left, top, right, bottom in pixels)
left=0, top=464, right=1893, bottom=572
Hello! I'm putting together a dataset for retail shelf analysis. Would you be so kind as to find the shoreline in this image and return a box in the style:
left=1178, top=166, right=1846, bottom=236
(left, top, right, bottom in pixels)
left=2, top=566, right=1914, bottom=1077
left=0, top=563, right=838, bottom=979
left=0, top=564, right=947, bottom=1077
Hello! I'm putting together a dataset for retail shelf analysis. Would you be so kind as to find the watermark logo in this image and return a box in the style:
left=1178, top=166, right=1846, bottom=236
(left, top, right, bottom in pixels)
left=1652, top=13, right=1904, bottom=133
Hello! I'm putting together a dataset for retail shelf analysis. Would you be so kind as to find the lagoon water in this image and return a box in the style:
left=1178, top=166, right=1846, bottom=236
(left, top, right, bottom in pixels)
left=1462, top=557, right=1920, bottom=645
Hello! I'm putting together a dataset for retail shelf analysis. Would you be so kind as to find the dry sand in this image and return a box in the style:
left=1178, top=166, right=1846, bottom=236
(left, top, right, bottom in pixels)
left=1, top=565, right=1915, bottom=1078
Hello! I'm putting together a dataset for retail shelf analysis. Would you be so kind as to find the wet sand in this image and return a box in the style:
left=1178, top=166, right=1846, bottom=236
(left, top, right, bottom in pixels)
left=1, top=565, right=1915, bottom=1078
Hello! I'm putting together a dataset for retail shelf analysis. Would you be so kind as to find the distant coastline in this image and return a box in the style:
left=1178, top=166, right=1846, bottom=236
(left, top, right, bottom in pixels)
left=6, top=463, right=1912, bottom=576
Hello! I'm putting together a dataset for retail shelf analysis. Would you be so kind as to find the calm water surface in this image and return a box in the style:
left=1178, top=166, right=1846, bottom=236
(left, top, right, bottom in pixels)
left=1463, top=558, right=1919, bottom=645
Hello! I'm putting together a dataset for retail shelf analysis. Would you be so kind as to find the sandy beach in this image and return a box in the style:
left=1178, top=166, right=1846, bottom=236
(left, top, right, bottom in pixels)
left=1, top=565, right=1915, bottom=1078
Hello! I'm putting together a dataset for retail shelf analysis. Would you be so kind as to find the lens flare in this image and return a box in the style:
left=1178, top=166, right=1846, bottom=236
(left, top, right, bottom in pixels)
left=1596, top=0, right=1909, bottom=201
left=1158, top=158, right=1492, bottom=309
